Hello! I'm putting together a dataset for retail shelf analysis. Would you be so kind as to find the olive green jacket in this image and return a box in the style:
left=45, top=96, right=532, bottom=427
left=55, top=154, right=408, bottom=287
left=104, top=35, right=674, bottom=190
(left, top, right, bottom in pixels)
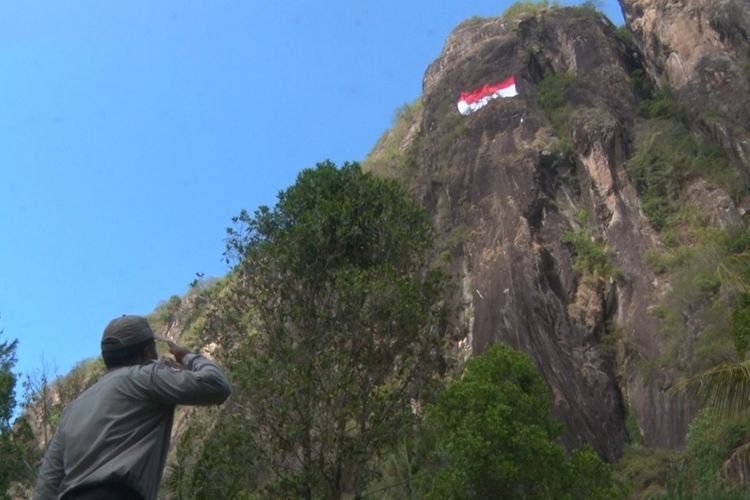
left=34, top=353, right=231, bottom=500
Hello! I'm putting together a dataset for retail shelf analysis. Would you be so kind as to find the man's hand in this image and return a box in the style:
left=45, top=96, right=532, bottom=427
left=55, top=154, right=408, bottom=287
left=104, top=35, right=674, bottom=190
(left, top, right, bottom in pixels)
left=168, top=341, right=191, bottom=364
left=156, top=336, right=192, bottom=364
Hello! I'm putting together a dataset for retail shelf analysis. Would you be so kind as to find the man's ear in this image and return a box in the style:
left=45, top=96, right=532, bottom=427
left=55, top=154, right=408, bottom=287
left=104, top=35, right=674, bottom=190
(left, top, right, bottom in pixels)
left=141, top=340, right=158, bottom=362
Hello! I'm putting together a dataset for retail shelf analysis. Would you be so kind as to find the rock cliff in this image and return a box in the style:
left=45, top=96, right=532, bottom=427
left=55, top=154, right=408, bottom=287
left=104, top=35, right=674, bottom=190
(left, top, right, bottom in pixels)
left=621, top=0, right=750, bottom=173
left=366, top=0, right=750, bottom=460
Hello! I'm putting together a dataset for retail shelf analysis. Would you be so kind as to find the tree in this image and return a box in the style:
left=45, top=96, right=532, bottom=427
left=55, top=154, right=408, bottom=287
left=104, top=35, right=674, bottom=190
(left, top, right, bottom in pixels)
left=664, top=228, right=750, bottom=491
left=202, top=161, right=449, bottom=498
left=667, top=243, right=750, bottom=424
left=0, top=334, right=17, bottom=431
left=0, top=330, right=20, bottom=498
left=415, top=342, right=615, bottom=499
left=22, top=357, right=58, bottom=450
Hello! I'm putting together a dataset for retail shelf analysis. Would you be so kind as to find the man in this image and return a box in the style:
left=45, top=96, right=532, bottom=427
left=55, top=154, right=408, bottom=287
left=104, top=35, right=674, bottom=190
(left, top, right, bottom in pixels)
left=34, top=315, right=231, bottom=500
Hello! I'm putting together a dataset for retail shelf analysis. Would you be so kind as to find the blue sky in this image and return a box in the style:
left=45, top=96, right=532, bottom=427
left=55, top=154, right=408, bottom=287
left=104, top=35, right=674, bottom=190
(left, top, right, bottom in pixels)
left=1, top=1, right=625, bottom=388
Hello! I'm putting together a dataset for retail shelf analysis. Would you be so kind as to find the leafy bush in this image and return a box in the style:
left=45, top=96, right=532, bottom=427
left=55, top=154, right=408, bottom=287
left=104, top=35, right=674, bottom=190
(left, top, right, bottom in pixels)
left=639, top=87, right=687, bottom=122
left=439, top=110, right=470, bottom=146
left=503, top=0, right=553, bottom=18
left=730, top=293, right=750, bottom=355
left=416, top=342, right=616, bottom=499
left=627, top=118, right=742, bottom=231
left=171, top=411, right=262, bottom=499
left=563, top=230, right=613, bottom=277
left=563, top=1, right=601, bottom=17
left=640, top=219, right=750, bottom=376
left=537, top=73, right=579, bottom=136
left=563, top=210, right=618, bottom=280
left=614, top=445, right=675, bottom=498
left=615, top=26, right=634, bottom=46
left=665, top=412, right=750, bottom=498
left=537, top=73, right=577, bottom=113
left=363, top=99, right=423, bottom=180
left=725, top=224, right=750, bottom=255
left=616, top=414, right=750, bottom=498
left=630, top=68, right=654, bottom=100
left=147, top=295, right=182, bottom=334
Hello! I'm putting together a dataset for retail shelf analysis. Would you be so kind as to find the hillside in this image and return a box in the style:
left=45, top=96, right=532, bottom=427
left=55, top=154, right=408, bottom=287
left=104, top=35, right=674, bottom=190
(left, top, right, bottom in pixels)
left=10, top=0, right=750, bottom=497
left=367, top=0, right=750, bottom=458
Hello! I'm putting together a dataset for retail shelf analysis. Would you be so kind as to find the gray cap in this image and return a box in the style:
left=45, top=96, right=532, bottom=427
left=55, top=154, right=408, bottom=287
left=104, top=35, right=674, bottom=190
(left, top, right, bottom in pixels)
left=101, top=315, right=155, bottom=352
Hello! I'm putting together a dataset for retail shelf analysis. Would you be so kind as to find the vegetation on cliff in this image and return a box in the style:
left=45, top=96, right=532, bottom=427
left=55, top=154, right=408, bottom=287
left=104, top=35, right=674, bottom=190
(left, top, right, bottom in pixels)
left=416, top=343, right=615, bottom=499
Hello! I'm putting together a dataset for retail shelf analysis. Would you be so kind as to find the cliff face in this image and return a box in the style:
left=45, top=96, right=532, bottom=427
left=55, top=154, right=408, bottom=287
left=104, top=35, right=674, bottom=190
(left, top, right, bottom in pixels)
left=621, top=0, right=750, bottom=173
left=367, top=1, right=750, bottom=459
left=419, top=9, right=652, bottom=460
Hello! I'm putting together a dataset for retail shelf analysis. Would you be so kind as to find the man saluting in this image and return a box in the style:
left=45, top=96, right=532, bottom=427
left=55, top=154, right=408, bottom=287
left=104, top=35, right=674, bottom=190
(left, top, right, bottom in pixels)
left=34, top=315, right=231, bottom=500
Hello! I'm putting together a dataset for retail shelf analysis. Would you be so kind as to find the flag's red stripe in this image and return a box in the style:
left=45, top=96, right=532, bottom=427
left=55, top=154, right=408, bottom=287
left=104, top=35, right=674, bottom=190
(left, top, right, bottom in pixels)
left=459, top=75, right=516, bottom=104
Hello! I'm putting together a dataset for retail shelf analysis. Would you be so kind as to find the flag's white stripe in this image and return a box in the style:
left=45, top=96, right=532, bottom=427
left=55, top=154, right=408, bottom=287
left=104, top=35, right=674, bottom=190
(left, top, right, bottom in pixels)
left=498, top=85, right=518, bottom=98
left=456, top=84, right=517, bottom=115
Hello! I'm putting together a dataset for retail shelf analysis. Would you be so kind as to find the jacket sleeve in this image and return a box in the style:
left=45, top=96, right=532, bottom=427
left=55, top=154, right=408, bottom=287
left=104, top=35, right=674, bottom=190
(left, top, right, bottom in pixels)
left=131, top=353, right=232, bottom=406
left=33, top=426, right=65, bottom=500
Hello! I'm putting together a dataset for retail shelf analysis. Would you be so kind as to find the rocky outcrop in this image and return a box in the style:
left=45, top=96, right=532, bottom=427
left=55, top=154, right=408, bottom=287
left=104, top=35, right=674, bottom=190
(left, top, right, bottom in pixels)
left=621, top=0, right=750, bottom=175
left=365, top=2, right=750, bottom=459
left=415, top=8, right=648, bottom=459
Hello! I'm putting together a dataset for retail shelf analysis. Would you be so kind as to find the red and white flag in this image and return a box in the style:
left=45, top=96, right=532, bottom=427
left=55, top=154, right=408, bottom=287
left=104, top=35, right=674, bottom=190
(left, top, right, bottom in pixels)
left=457, top=75, right=518, bottom=115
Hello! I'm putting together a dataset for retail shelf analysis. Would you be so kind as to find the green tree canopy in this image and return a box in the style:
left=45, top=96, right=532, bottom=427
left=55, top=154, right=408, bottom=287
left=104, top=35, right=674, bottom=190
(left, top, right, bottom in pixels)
left=186, top=161, right=450, bottom=499
left=416, top=342, right=615, bottom=499
left=0, top=333, right=18, bottom=431
left=0, top=330, right=20, bottom=499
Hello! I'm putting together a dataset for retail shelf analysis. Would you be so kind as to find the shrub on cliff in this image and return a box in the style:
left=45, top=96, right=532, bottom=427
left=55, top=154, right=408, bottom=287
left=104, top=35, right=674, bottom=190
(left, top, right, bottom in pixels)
left=415, top=342, right=616, bottom=499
